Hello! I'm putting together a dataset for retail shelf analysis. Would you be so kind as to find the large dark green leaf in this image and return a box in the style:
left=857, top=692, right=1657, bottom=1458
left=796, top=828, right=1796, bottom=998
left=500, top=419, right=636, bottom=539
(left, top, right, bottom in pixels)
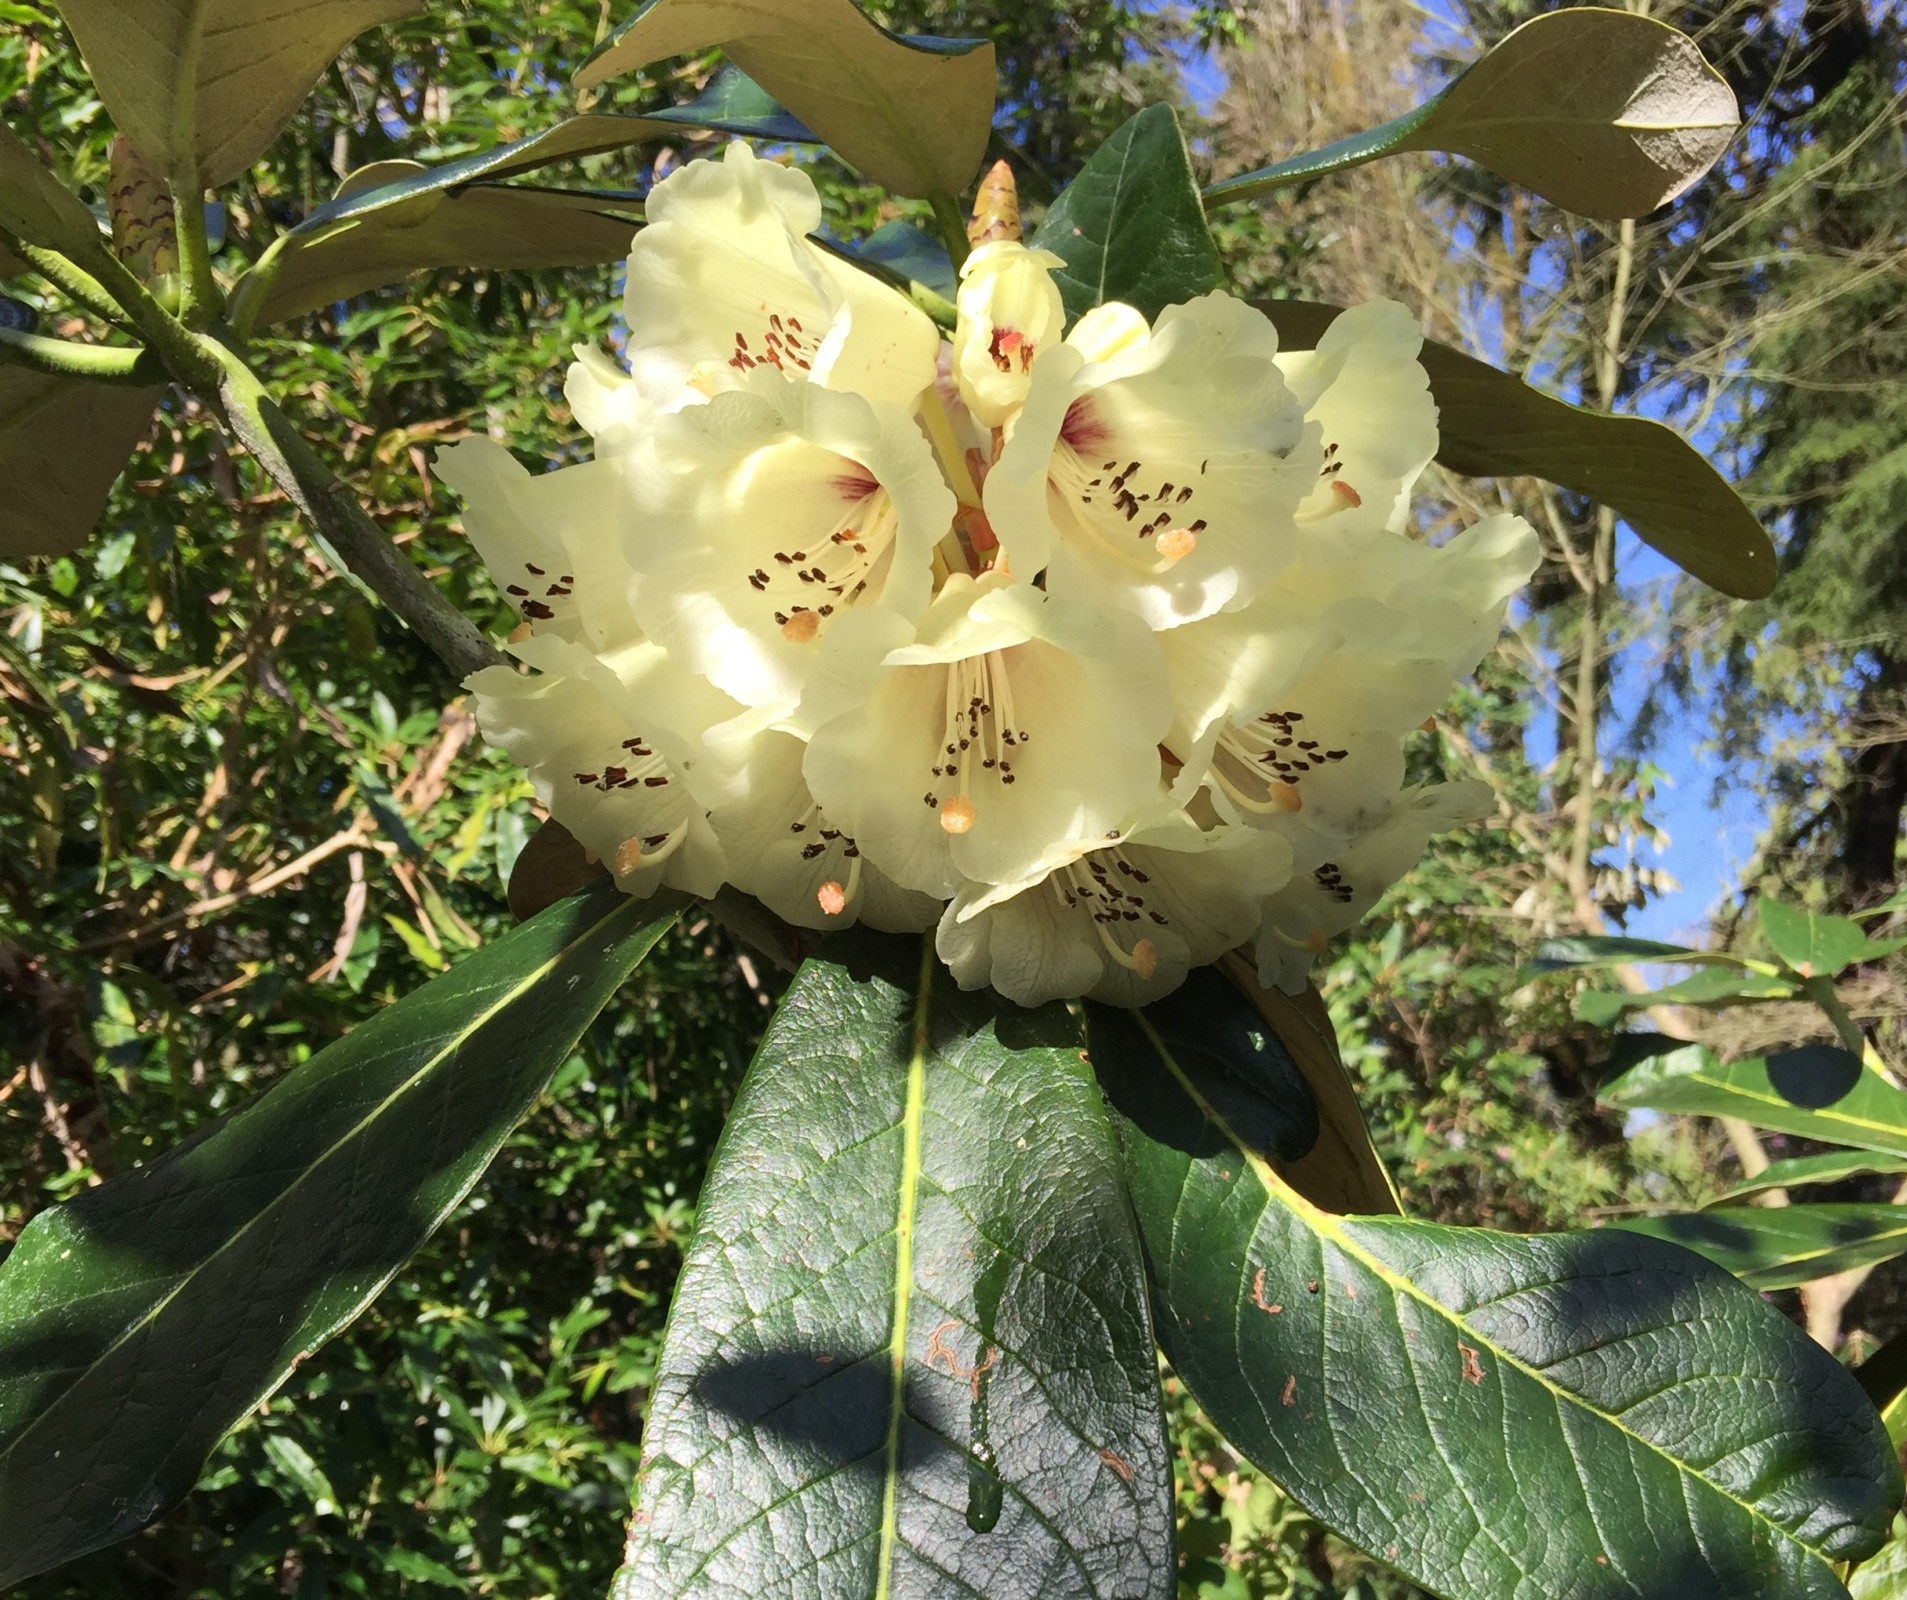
left=1258, top=300, right=1777, bottom=599
left=1521, top=933, right=1744, bottom=975
left=1601, top=1044, right=1907, bottom=1157
left=576, top=0, right=995, bottom=199
left=1714, top=1150, right=1907, bottom=1207
left=1615, top=1204, right=1907, bottom=1291
left=1574, top=964, right=1796, bottom=1026
left=1206, top=9, right=1737, bottom=221
left=1089, top=1001, right=1900, bottom=1598
left=0, top=885, right=680, bottom=1585
left=53, top=0, right=422, bottom=188
left=0, top=368, right=161, bottom=557
left=1033, top=104, right=1221, bottom=325
left=615, top=936, right=1173, bottom=1600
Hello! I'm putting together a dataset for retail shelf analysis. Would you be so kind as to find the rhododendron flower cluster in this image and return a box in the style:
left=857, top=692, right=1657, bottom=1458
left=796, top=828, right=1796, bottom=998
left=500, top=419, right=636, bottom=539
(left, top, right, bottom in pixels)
left=444, top=143, right=1539, bottom=1006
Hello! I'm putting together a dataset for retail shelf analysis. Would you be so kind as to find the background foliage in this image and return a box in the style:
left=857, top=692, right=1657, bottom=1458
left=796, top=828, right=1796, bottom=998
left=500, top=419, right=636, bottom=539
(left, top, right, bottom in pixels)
left=1, top=2, right=1903, bottom=1596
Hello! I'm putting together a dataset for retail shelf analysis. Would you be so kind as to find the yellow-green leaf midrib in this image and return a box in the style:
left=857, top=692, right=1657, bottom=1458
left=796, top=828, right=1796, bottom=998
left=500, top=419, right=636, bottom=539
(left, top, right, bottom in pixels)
left=1135, top=1013, right=1825, bottom=1570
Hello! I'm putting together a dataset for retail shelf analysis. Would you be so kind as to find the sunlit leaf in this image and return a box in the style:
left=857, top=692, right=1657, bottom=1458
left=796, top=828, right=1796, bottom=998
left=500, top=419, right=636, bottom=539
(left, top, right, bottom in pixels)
left=1760, top=896, right=1900, bottom=977
left=1033, top=103, right=1220, bottom=325
left=576, top=0, right=995, bottom=199
left=248, top=177, right=642, bottom=327
left=1090, top=998, right=1900, bottom=1597
left=1207, top=9, right=1738, bottom=221
left=0, top=886, right=679, bottom=1584
left=1575, top=965, right=1795, bottom=1025
left=1601, top=1043, right=1907, bottom=1157
left=52, top=0, right=423, bottom=188
left=617, top=936, right=1173, bottom=1599
left=1523, top=933, right=1745, bottom=976
left=237, top=68, right=805, bottom=330
left=1714, top=1149, right=1907, bottom=1207
left=1259, top=299, right=1778, bottom=599
left=1616, top=1204, right=1907, bottom=1291
left=1849, top=1517, right=1907, bottom=1599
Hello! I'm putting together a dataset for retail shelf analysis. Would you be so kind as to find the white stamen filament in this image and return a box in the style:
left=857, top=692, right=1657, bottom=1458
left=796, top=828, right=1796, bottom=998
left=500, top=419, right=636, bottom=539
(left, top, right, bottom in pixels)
left=1052, top=853, right=1167, bottom=975
left=749, top=482, right=900, bottom=639
left=928, top=649, right=1030, bottom=830
left=1050, top=441, right=1209, bottom=575
left=612, top=820, right=689, bottom=878
left=1209, top=755, right=1307, bottom=817
left=1209, top=714, right=1348, bottom=815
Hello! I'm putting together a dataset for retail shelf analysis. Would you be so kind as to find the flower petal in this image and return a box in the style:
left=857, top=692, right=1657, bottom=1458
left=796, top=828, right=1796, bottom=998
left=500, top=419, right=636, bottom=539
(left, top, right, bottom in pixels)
left=1277, top=299, right=1436, bottom=536
left=951, top=240, right=1067, bottom=427
left=565, top=342, right=676, bottom=458
left=941, top=810, right=1291, bottom=1006
left=1254, top=780, right=1493, bottom=992
left=800, top=572, right=1172, bottom=896
left=986, top=292, right=1319, bottom=629
left=627, top=369, right=954, bottom=717
left=623, top=142, right=939, bottom=413
left=467, top=633, right=737, bottom=899
left=436, top=439, right=639, bottom=652
left=710, top=729, right=941, bottom=933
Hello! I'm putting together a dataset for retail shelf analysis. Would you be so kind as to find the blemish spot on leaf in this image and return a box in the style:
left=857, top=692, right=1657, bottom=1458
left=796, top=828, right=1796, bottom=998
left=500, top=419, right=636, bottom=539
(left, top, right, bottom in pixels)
left=924, top=1317, right=998, bottom=1398
left=1096, top=1445, right=1135, bottom=1483
left=1458, top=1341, right=1486, bottom=1385
left=1280, top=1375, right=1297, bottom=1407
left=1250, top=1267, right=1282, bottom=1314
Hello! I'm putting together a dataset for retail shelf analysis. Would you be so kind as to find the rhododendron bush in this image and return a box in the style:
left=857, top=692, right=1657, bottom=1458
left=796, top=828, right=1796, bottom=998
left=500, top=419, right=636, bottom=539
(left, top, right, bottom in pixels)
left=0, top=3, right=1896, bottom=1598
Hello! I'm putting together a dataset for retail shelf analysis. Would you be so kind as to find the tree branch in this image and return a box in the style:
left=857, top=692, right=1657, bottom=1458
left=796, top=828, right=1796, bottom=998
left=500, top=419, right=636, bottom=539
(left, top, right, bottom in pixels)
left=204, top=343, right=505, bottom=682
left=0, top=324, right=161, bottom=384
left=12, top=240, right=137, bottom=328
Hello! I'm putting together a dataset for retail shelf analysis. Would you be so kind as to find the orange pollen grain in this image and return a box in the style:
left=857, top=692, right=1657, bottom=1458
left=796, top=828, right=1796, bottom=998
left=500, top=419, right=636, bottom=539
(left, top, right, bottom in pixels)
left=613, top=838, right=644, bottom=877
left=1420, top=716, right=1437, bottom=734
left=507, top=621, right=534, bottom=644
left=940, top=795, right=977, bottom=835
left=1155, top=527, right=1199, bottom=563
left=1330, top=479, right=1363, bottom=508
left=1131, top=938, right=1160, bottom=980
left=1267, top=779, right=1303, bottom=813
left=816, top=880, right=848, bottom=917
left=780, top=609, right=821, bottom=643
left=1304, top=929, right=1330, bottom=957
